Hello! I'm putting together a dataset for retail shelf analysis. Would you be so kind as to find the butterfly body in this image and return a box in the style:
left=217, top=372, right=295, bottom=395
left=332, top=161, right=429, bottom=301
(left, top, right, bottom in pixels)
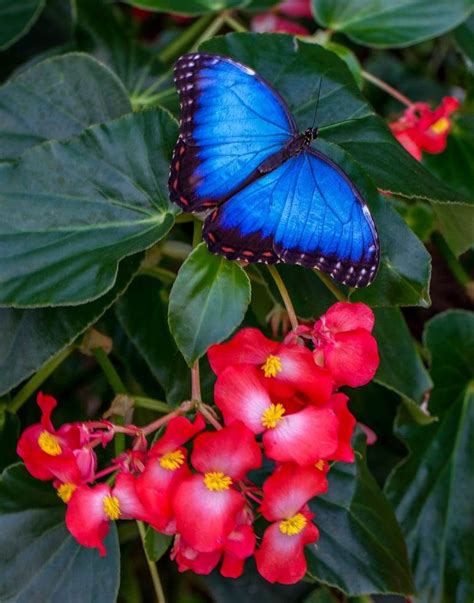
left=169, top=52, right=380, bottom=287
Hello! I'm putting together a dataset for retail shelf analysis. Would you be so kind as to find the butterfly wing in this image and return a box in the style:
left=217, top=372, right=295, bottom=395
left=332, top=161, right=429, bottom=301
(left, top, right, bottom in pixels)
left=203, top=150, right=380, bottom=287
left=169, top=53, right=296, bottom=212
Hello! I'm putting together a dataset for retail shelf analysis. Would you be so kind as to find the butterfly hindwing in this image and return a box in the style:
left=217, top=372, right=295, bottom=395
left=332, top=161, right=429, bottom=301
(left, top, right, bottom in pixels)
left=203, top=150, right=379, bottom=287
left=169, top=53, right=296, bottom=212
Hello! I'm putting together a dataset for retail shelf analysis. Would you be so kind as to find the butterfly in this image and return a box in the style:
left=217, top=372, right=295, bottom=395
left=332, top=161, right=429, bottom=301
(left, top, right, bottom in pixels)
left=168, top=52, right=380, bottom=287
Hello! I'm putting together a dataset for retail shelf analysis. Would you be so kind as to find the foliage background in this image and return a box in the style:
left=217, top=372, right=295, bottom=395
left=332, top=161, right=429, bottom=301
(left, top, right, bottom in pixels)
left=0, top=1, right=473, bottom=602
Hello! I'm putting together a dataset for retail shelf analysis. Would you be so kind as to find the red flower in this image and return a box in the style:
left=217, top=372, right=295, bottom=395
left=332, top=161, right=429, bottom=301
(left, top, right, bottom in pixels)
left=321, top=393, right=356, bottom=462
left=173, top=422, right=261, bottom=552
left=208, top=328, right=333, bottom=404
left=215, top=366, right=339, bottom=465
left=172, top=518, right=256, bottom=578
left=279, top=0, right=312, bottom=18
left=255, top=463, right=326, bottom=584
left=389, top=97, right=460, bottom=161
left=66, top=473, right=155, bottom=556
left=313, top=302, right=379, bottom=388
left=251, top=14, right=310, bottom=35
left=136, top=415, right=204, bottom=532
left=17, top=392, right=87, bottom=484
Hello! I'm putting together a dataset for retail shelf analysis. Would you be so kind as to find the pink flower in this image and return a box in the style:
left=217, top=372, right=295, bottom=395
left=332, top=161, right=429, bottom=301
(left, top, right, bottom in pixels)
left=173, top=422, right=261, bottom=552
left=255, top=463, right=326, bottom=584
left=66, top=473, right=155, bottom=556
left=214, top=366, right=339, bottom=465
left=313, top=302, right=379, bottom=388
left=208, top=327, right=333, bottom=404
left=136, top=415, right=205, bottom=532
left=252, top=14, right=310, bottom=35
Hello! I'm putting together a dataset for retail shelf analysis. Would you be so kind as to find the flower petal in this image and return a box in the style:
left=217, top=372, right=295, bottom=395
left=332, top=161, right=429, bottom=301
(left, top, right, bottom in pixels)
left=173, top=475, right=245, bottom=552
left=264, top=407, right=339, bottom=465
left=208, top=328, right=277, bottom=375
left=171, top=535, right=221, bottom=575
left=324, top=329, right=379, bottom=387
left=260, top=463, right=328, bottom=521
left=150, top=415, right=205, bottom=457
left=65, top=484, right=110, bottom=556
left=323, top=393, right=356, bottom=462
left=319, top=302, right=375, bottom=334
left=191, top=422, right=261, bottom=480
left=214, top=365, right=271, bottom=433
left=37, top=392, right=57, bottom=430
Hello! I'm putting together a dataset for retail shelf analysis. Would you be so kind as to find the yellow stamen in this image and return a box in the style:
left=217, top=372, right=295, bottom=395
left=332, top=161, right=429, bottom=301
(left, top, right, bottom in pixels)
left=57, top=483, right=77, bottom=504
left=261, top=403, right=286, bottom=429
left=261, top=354, right=282, bottom=378
left=159, top=449, right=185, bottom=470
left=430, top=117, right=450, bottom=134
left=203, top=471, right=232, bottom=491
left=103, top=495, right=121, bottom=520
left=279, top=513, right=307, bottom=536
left=38, top=431, right=62, bottom=456
left=315, top=460, right=326, bottom=471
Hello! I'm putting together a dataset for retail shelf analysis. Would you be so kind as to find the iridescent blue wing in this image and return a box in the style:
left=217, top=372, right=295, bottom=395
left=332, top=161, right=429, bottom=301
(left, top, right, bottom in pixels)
left=203, top=150, right=380, bottom=287
left=169, top=53, right=296, bottom=212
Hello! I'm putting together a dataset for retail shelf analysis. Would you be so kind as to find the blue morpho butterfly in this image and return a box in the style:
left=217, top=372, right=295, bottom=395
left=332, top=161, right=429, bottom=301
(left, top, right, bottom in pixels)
left=168, top=53, right=380, bottom=287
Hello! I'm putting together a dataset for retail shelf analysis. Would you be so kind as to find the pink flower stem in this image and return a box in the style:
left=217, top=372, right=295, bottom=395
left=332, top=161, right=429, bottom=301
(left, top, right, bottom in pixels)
left=267, top=265, right=299, bottom=331
left=361, top=70, right=414, bottom=108
left=141, top=400, right=195, bottom=437
left=191, top=361, right=202, bottom=402
left=94, top=465, right=118, bottom=480
left=199, top=403, right=223, bottom=430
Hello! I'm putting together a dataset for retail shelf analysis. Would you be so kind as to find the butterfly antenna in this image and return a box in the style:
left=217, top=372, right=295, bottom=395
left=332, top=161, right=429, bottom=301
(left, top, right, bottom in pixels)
left=311, top=77, right=324, bottom=129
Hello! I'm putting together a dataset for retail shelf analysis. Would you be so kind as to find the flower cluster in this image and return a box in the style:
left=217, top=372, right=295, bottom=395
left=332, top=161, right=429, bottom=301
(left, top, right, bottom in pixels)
left=389, top=96, right=460, bottom=161
left=251, top=0, right=312, bottom=35
left=17, top=302, right=379, bottom=584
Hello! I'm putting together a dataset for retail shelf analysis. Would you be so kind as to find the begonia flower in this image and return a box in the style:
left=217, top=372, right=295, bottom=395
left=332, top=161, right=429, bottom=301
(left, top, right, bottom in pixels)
left=255, top=463, right=326, bottom=584
left=208, top=328, right=333, bottom=403
left=279, top=0, right=312, bottom=18
left=251, top=14, right=310, bottom=35
left=136, top=415, right=205, bottom=532
left=17, top=392, right=88, bottom=484
left=389, top=97, right=460, bottom=160
left=313, top=302, right=379, bottom=388
left=173, top=422, right=261, bottom=552
left=214, top=366, right=339, bottom=465
left=66, top=473, right=155, bottom=556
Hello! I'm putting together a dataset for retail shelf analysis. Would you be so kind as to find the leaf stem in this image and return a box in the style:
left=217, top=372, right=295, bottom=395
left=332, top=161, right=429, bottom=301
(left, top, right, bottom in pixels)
left=8, top=345, right=75, bottom=413
left=267, top=265, right=299, bottom=330
left=137, top=520, right=167, bottom=603
left=192, top=218, right=203, bottom=248
left=361, top=70, right=413, bottom=108
left=224, top=13, right=247, bottom=32
left=139, top=266, right=176, bottom=285
left=313, top=269, right=347, bottom=301
left=190, top=12, right=228, bottom=52
left=191, top=361, right=201, bottom=402
left=133, top=397, right=170, bottom=413
left=159, top=13, right=214, bottom=64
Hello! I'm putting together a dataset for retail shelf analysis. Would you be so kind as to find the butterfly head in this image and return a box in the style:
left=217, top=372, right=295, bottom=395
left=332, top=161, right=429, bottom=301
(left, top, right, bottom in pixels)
left=303, top=127, right=319, bottom=146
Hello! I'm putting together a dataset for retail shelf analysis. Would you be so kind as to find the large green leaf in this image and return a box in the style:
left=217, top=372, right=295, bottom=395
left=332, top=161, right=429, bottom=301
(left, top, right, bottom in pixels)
left=0, top=464, right=120, bottom=603
left=168, top=243, right=251, bottom=366
left=0, top=255, right=140, bottom=396
left=0, top=53, right=131, bottom=161
left=0, top=410, right=19, bottom=471
left=116, top=274, right=190, bottom=404
left=307, top=434, right=414, bottom=596
left=454, top=14, right=474, bottom=66
left=121, top=0, right=246, bottom=16
left=312, top=0, right=474, bottom=48
left=201, top=34, right=468, bottom=206
left=373, top=308, right=432, bottom=406
left=76, top=0, right=171, bottom=100
left=386, top=310, right=474, bottom=603
left=0, top=0, right=45, bottom=50
left=0, top=108, right=178, bottom=307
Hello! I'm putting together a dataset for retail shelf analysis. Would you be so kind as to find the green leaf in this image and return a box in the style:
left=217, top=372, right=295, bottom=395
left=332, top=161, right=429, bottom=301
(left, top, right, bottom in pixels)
left=77, top=0, right=170, bottom=99
left=312, top=0, right=474, bottom=48
left=0, top=410, right=19, bottom=471
left=433, top=204, right=474, bottom=257
left=144, top=527, right=173, bottom=562
left=325, top=42, right=363, bottom=88
left=385, top=310, right=474, bottom=603
left=121, top=0, right=246, bottom=16
left=307, top=434, right=414, bottom=596
left=0, top=255, right=141, bottom=396
left=303, top=586, right=339, bottom=603
left=0, top=53, right=131, bottom=161
left=453, top=13, right=474, bottom=66
left=0, top=0, right=45, bottom=50
left=201, top=34, right=468, bottom=206
left=373, top=307, right=432, bottom=406
left=0, top=108, right=178, bottom=307
left=349, top=194, right=432, bottom=308
left=168, top=243, right=251, bottom=366
left=116, top=274, right=190, bottom=404
left=0, top=464, right=120, bottom=602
